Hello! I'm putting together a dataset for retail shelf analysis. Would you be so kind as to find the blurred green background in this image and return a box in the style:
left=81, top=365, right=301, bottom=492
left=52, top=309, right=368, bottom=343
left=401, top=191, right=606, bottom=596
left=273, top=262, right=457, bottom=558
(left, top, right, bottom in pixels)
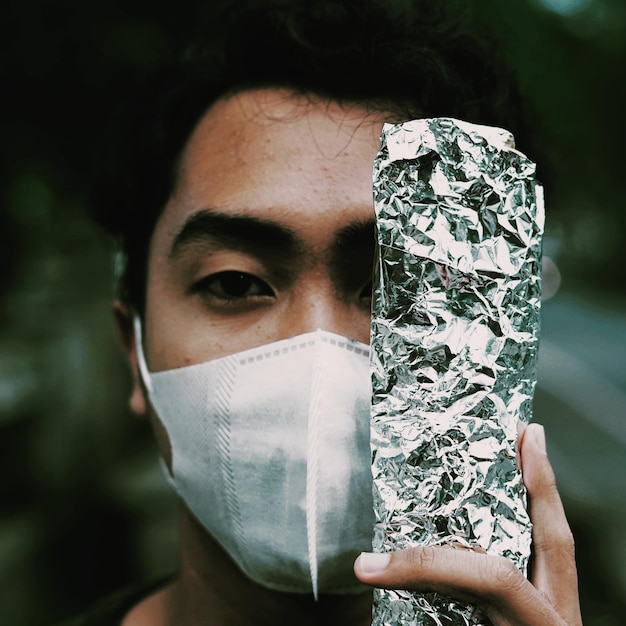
left=1, top=0, right=625, bottom=624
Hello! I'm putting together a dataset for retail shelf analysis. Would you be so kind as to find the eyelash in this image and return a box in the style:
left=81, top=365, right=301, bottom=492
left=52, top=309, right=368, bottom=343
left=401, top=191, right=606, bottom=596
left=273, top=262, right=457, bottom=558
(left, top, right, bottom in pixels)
left=191, top=270, right=372, bottom=315
left=191, top=271, right=275, bottom=305
left=359, top=280, right=372, bottom=301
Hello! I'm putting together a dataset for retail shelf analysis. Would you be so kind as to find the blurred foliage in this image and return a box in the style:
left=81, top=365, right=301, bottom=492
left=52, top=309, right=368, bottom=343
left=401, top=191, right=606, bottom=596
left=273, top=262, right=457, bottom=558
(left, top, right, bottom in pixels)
left=0, top=0, right=625, bottom=624
left=475, top=0, right=626, bottom=286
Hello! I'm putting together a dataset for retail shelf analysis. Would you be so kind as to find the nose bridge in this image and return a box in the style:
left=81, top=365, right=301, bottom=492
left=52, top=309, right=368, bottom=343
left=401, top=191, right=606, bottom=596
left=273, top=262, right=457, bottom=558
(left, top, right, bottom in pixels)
left=283, top=279, right=349, bottom=338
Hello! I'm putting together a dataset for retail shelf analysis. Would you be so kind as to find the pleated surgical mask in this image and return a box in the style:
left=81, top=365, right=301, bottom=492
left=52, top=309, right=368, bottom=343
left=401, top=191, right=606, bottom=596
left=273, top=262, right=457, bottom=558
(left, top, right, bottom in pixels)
left=135, top=322, right=374, bottom=598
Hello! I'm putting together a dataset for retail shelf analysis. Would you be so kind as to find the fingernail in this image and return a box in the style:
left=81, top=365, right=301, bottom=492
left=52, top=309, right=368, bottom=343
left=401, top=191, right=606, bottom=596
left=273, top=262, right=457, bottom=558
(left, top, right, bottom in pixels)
left=356, top=552, right=391, bottom=574
left=533, top=424, right=547, bottom=454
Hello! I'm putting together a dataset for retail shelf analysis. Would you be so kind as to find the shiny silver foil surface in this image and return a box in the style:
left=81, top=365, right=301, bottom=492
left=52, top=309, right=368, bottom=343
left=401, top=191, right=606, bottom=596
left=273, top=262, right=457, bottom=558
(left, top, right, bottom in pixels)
left=370, top=118, right=544, bottom=626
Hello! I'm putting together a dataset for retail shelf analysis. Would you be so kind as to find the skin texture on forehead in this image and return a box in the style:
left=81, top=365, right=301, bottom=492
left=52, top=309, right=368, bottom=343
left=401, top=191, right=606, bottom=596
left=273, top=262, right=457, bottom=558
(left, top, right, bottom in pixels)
left=171, top=89, right=387, bottom=212
left=141, top=88, right=389, bottom=375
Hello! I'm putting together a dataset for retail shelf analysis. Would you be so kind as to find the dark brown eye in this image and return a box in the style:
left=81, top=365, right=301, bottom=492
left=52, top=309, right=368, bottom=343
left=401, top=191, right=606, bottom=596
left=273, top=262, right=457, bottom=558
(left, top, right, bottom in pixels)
left=359, top=280, right=372, bottom=301
left=195, top=271, right=274, bottom=300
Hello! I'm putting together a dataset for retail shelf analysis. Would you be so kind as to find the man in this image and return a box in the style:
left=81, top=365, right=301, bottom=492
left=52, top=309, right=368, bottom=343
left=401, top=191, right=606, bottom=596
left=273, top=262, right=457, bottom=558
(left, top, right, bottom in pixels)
left=82, top=1, right=582, bottom=624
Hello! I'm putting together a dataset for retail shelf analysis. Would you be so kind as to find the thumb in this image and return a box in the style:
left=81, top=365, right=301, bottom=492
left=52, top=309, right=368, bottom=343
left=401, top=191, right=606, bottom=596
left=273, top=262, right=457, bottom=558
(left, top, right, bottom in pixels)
left=354, top=546, right=566, bottom=625
left=354, top=544, right=527, bottom=603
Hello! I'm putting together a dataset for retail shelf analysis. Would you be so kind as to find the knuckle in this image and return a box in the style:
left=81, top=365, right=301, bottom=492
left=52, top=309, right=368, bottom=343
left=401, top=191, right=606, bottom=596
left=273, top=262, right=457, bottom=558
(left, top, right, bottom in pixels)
left=560, top=527, right=576, bottom=555
left=537, top=523, right=576, bottom=559
left=408, top=546, right=437, bottom=573
left=542, top=468, right=559, bottom=492
left=551, top=526, right=576, bottom=558
left=486, top=556, right=527, bottom=598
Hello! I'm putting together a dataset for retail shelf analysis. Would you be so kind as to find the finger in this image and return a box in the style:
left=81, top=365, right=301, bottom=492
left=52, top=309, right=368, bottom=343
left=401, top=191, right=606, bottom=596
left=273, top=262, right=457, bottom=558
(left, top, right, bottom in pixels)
left=520, top=423, right=582, bottom=626
left=354, top=546, right=566, bottom=626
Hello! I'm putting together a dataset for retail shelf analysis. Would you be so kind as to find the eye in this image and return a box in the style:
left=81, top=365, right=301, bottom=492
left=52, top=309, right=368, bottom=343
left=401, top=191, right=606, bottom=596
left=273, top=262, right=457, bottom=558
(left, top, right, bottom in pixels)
left=359, top=279, right=372, bottom=302
left=193, top=271, right=274, bottom=301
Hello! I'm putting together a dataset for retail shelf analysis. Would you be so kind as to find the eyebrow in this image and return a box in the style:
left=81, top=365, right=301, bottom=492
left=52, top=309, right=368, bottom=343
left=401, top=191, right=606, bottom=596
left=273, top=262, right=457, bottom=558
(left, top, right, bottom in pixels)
left=170, top=208, right=299, bottom=258
left=329, top=219, right=376, bottom=289
left=333, top=220, right=376, bottom=252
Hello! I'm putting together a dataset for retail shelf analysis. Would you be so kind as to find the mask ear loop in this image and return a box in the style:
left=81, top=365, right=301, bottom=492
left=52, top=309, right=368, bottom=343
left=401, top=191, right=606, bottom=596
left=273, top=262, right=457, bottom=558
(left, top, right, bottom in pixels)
left=133, top=314, right=154, bottom=395
left=133, top=316, right=177, bottom=489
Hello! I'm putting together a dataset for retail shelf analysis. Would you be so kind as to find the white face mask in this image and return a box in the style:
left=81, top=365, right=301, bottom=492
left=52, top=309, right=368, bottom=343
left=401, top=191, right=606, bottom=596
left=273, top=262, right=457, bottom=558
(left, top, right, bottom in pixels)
left=135, top=323, right=374, bottom=598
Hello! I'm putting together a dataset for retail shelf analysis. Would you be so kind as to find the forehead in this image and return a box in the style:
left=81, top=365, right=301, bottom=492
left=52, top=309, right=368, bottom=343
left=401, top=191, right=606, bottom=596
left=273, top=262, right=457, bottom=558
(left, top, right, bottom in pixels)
left=157, top=89, right=387, bottom=239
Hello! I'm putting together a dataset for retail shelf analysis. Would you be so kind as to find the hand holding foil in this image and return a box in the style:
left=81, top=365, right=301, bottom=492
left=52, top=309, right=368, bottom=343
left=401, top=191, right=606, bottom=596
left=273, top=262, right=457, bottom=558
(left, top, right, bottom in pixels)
left=370, top=118, right=544, bottom=626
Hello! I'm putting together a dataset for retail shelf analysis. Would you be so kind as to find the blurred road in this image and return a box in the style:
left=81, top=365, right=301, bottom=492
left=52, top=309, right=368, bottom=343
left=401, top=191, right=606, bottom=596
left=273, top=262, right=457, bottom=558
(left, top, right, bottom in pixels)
left=534, top=288, right=626, bottom=620
left=536, top=290, right=626, bottom=510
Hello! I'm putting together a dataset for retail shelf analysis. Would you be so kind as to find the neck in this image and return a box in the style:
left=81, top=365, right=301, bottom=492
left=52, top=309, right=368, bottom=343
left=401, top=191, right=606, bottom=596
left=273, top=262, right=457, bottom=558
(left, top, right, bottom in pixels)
left=166, top=507, right=373, bottom=626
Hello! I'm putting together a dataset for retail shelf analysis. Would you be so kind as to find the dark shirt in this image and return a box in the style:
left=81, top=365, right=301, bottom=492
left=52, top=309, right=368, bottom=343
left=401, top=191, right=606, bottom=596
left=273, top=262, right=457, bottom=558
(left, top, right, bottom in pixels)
left=55, top=578, right=169, bottom=626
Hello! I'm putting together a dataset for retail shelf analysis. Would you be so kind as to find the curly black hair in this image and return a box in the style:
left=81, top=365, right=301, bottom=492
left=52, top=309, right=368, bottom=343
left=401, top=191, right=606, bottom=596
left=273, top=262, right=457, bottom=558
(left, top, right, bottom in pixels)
left=90, top=0, right=530, bottom=313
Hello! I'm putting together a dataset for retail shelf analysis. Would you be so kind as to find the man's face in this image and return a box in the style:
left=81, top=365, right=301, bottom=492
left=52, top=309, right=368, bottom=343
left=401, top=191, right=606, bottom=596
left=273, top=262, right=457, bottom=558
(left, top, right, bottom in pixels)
left=139, top=88, right=386, bottom=378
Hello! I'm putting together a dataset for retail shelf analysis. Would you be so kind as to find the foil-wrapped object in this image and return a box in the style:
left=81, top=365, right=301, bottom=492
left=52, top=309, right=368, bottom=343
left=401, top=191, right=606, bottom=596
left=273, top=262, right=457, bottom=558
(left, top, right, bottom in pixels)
left=370, top=118, right=544, bottom=626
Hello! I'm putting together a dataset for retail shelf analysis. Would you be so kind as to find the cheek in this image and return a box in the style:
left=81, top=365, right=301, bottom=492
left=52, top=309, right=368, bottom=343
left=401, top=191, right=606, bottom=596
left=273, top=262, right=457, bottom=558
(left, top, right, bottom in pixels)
left=355, top=310, right=373, bottom=345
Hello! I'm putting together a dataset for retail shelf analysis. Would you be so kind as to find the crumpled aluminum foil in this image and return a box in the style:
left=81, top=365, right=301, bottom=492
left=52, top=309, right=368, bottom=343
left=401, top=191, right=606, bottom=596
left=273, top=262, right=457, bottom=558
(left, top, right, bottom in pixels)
left=370, top=118, right=544, bottom=626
